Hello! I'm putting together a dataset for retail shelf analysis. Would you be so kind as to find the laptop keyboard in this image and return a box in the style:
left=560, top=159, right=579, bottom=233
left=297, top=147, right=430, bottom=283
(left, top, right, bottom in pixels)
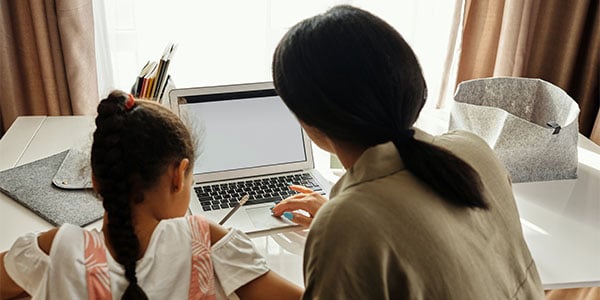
left=194, top=173, right=324, bottom=211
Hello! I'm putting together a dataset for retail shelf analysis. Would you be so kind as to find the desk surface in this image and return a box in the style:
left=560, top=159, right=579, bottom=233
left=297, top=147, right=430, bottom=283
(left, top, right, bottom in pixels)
left=1, top=114, right=599, bottom=290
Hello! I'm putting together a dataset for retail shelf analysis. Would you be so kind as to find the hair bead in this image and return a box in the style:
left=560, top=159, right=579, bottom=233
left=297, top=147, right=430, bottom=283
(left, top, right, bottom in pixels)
left=125, top=94, right=136, bottom=111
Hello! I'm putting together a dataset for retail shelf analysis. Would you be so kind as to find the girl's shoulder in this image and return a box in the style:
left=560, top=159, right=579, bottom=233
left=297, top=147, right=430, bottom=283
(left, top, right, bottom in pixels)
left=143, top=216, right=212, bottom=253
left=156, top=215, right=210, bottom=237
left=44, top=223, right=91, bottom=259
left=3, top=224, right=89, bottom=296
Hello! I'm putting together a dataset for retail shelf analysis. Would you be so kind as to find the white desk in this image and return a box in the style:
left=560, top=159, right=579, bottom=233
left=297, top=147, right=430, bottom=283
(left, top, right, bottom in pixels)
left=0, top=116, right=307, bottom=286
left=1, top=114, right=600, bottom=290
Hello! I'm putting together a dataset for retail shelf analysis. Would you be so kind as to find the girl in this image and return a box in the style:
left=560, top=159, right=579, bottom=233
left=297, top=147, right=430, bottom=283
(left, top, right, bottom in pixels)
left=1, top=91, right=302, bottom=299
left=270, top=5, right=545, bottom=299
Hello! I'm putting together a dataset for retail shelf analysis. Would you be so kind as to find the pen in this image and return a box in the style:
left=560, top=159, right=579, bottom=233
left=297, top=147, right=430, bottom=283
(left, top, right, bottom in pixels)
left=218, top=194, right=250, bottom=225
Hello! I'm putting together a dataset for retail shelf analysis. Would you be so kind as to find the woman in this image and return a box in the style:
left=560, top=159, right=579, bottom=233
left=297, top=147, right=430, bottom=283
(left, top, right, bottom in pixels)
left=271, top=5, right=545, bottom=299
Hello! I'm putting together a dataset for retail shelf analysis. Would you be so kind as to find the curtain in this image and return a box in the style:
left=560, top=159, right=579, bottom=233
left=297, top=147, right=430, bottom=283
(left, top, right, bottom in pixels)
left=592, top=107, right=600, bottom=145
left=0, top=0, right=98, bottom=136
left=435, top=0, right=465, bottom=109
left=91, top=0, right=115, bottom=99
left=456, top=0, right=600, bottom=138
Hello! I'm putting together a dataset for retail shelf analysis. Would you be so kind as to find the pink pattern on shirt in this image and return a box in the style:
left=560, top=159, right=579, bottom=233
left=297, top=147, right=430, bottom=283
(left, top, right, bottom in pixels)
left=187, top=215, right=216, bottom=300
left=84, top=231, right=112, bottom=300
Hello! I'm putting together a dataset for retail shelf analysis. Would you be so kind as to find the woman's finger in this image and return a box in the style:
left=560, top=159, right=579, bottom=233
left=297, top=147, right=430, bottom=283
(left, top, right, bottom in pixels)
left=282, top=211, right=312, bottom=227
left=271, top=198, right=316, bottom=216
left=288, top=185, right=313, bottom=193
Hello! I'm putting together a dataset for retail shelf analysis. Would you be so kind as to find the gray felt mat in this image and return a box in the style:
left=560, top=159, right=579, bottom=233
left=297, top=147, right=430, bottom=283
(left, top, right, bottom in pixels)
left=0, top=151, right=103, bottom=226
left=450, top=77, right=579, bottom=183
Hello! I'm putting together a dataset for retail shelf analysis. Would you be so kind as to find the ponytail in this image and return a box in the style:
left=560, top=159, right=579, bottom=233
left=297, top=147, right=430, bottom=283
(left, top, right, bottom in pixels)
left=393, top=131, right=488, bottom=209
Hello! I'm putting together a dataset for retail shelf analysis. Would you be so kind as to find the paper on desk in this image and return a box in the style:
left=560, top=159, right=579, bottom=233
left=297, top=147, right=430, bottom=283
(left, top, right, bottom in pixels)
left=449, top=77, right=579, bottom=183
left=52, top=138, right=93, bottom=189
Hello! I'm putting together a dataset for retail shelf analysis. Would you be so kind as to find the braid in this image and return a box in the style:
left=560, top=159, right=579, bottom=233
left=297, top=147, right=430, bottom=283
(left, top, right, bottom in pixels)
left=91, top=90, right=194, bottom=299
left=92, top=92, right=148, bottom=300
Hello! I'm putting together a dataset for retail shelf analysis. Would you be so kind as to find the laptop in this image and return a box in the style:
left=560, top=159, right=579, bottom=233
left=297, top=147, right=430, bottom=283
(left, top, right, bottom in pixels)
left=169, top=82, right=332, bottom=236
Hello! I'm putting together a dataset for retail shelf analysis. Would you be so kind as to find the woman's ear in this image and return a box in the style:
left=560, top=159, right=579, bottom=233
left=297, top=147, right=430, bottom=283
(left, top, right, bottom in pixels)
left=91, top=174, right=99, bottom=193
left=300, top=121, right=335, bottom=153
left=172, top=158, right=190, bottom=193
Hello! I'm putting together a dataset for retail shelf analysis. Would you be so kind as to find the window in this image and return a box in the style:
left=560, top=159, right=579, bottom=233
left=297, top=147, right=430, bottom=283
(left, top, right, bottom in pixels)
left=95, top=0, right=460, bottom=111
left=94, top=1, right=460, bottom=177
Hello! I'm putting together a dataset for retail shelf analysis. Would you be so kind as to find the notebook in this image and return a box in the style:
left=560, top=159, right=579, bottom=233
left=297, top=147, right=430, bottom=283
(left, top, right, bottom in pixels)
left=169, top=82, right=332, bottom=236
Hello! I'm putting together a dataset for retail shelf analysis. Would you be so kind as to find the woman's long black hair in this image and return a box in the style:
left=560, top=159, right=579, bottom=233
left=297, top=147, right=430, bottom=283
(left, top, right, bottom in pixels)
left=272, top=5, right=487, bottom=209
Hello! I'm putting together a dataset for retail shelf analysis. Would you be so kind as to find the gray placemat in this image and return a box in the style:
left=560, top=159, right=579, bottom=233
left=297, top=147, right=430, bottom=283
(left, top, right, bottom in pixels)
left=0, top=151, right=103, bottom=226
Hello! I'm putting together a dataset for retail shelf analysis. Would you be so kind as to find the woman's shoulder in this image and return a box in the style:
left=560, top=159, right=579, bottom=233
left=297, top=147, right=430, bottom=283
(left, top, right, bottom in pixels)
left=433, top=130, right=492, bottom=151
left=310, top=191, right=377, bottom=240
left=432, top=130, right=507, bottom=173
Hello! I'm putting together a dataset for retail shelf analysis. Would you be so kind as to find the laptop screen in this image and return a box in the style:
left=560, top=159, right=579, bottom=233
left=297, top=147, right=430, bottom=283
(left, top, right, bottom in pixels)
left=179, top=89, right=307, bottom=175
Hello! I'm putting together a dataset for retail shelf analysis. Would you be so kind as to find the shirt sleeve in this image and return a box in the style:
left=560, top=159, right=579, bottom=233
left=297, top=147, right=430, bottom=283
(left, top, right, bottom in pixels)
left=3, top=232, right=50, bottom=295
left=211, top=228, right=269, bottom=296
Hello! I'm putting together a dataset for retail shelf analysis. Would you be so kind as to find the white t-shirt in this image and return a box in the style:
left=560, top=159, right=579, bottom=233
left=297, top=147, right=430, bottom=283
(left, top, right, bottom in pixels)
left=4, top=216, right=269, bottom=299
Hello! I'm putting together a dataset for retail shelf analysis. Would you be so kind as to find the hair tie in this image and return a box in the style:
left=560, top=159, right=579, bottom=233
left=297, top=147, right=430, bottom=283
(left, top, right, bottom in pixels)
left=396, top=129, right=415, bottom=144
left=124, top=94, right=136, bottom=111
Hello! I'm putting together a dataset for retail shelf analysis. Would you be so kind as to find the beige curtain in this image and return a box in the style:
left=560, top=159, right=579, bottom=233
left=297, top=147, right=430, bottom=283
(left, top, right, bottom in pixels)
left=592, top=106, right=600, bottom=145
left=0, top=0, right=98, bottom=136
left=456, top=0, right=600, bottom=139
left=459, top=4, right=600, bottom=298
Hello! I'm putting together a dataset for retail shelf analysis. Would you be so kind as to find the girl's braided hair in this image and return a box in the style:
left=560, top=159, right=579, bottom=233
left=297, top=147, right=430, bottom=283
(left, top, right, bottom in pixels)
left=91, top=91, right=194, bottom=299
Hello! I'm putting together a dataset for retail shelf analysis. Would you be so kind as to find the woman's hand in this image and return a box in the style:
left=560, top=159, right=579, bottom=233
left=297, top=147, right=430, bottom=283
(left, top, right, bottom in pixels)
left=271, top=185, right=327, bottom=227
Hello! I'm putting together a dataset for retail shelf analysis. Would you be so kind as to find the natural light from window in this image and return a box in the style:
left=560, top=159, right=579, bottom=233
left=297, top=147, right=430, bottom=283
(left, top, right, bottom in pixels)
left=96, top=0, right=459, bottom=110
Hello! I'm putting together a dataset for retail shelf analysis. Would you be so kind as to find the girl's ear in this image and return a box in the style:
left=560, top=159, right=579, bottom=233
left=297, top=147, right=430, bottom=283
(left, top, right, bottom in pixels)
left=172, top=158, right=190, bottom=193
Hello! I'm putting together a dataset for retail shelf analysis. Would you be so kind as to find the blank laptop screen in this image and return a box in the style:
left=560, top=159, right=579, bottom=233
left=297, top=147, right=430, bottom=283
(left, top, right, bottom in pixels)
left=179, top=89, right=307, bottom=175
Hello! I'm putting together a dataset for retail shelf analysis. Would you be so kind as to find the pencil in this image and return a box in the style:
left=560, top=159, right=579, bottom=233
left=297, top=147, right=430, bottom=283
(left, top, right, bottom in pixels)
left=218, top=194, right=250, bottom=225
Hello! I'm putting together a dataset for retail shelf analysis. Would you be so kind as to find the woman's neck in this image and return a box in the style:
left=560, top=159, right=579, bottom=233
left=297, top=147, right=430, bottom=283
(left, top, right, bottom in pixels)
left=332, top=140, right=367, bottom=169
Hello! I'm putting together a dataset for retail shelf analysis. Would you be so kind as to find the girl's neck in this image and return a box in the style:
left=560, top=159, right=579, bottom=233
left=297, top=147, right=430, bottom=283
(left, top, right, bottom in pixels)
left=101, top=212, right=160, bottom=261
left=99, top=161, right=191, bottom=261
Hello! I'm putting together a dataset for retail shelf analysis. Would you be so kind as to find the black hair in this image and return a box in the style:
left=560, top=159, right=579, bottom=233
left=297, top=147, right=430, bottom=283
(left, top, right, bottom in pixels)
left=272, top=5, right=487, bottom=209
left=91, top=91, right=195, bottom=299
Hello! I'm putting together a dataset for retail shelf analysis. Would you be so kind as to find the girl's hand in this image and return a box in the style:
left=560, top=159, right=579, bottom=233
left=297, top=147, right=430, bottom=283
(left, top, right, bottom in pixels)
left=271, top=185, right=327, bottom=227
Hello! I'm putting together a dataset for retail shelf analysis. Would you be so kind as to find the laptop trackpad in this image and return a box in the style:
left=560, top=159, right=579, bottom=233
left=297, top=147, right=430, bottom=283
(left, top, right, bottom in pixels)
left=245, top=206, right=296, bottom=229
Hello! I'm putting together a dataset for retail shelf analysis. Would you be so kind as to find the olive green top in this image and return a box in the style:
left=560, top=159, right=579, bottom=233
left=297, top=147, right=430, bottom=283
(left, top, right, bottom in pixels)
left=302, top=130, right=544, bottom=300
